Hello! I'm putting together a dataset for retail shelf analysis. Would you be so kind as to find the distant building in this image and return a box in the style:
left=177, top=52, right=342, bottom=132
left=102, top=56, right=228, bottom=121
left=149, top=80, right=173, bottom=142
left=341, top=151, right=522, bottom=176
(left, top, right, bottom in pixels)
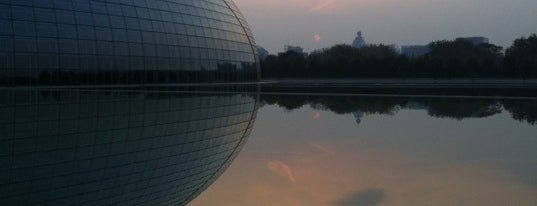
left=456, top=37, right=489, bottom=45
left=285, top=45, right=305, bottom=53
left=257, top=46, right=269, bottom=60
left=352, top=31, right=366, bottom=48
left=284, top=45, right=308, bottom=57
left=401, top=45, right=431, bottom=57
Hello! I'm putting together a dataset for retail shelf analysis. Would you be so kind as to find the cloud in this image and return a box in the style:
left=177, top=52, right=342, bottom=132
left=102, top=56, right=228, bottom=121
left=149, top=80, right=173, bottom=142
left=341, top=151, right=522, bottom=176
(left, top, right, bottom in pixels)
left=309, top=143, right=336, bottom=155
left=309, top=0, right=339, bottom=12
left=266, top=161, right=296, bottom=182
left=238, top=0, right=343, bottom=13
left=284, top=0, right=342, bottom=13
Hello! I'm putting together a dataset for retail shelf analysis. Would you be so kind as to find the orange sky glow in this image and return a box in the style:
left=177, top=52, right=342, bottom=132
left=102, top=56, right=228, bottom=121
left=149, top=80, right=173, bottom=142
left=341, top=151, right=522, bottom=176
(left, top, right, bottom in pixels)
left=189, top=106, right=537, bottom=206
left=232, top=0, right=537, bottom=53
left=190, top=141, right=537, bottom=206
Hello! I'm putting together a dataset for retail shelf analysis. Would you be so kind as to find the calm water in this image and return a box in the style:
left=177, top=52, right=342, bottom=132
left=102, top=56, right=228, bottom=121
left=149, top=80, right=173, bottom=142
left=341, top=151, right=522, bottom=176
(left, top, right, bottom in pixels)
left=191, top=94, right=537, bottom=206
left=0, top=88, right=258, bottom=205
left=2, top=89, right=537, bottom=205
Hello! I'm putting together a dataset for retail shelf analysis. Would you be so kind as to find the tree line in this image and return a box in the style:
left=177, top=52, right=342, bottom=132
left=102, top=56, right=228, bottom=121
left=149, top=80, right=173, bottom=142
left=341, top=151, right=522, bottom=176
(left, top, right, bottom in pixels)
left=261, top=34, right=537, bottom=78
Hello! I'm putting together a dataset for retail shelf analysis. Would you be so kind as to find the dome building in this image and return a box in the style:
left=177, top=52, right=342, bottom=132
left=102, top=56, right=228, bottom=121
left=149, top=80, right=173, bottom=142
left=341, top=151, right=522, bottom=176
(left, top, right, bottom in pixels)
left=352, top=30, right=366, bottom=48
left=0, top=1, right=261, bottom=205
left=0, top=0, right=259, bottom=86
left=0, top=89, right=259, bottom=205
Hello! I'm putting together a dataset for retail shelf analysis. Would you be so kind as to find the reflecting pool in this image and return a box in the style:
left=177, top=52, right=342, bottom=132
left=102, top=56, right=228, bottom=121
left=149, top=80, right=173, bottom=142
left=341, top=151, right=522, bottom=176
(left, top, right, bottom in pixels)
left=0, top=88, right=258, bottom=206
left=2, top=90, right=536, bottom=206
left=191, top=94, right=537, bottom=206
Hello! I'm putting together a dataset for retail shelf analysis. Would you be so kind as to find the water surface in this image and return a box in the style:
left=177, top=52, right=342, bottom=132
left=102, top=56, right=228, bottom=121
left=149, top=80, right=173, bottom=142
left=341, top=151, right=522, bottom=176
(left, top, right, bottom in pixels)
left=0, top=88, right=258, bottom=205
left=191, top=94, right=537, bottom=206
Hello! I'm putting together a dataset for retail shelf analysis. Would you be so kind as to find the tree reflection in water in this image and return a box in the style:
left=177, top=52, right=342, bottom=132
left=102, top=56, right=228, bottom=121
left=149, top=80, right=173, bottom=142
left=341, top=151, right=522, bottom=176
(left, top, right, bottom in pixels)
left=261, top=94, right=537, bottom=125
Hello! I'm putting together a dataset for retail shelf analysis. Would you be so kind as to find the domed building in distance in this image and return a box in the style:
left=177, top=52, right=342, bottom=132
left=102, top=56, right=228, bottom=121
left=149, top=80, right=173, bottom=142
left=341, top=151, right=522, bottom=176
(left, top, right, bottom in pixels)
left=0, top=0, right=259, bottom=86
left=352, top=30, right=366, bottom=48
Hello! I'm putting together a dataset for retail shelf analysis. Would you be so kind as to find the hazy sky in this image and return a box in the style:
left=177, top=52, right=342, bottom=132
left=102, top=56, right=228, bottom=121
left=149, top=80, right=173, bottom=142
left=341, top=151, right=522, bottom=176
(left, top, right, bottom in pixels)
left=233, top=0, right=537, bottom=53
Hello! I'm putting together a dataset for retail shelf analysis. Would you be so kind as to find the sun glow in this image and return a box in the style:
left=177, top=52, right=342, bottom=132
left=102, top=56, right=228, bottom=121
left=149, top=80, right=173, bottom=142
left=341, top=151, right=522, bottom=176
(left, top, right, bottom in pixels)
left=313, top=34, right=322, bottom=43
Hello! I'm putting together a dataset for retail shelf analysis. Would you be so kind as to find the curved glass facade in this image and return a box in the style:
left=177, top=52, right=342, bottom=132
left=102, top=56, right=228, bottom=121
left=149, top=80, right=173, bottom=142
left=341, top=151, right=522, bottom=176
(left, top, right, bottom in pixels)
left=0, top=0, right=259, bottom=86
left=0, top=89, right=259, bottom=205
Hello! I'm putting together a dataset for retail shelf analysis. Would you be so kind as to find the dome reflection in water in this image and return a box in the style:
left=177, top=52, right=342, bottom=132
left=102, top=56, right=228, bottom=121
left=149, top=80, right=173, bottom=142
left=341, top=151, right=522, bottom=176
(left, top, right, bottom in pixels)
left=0, top=88, right=258, bottom=205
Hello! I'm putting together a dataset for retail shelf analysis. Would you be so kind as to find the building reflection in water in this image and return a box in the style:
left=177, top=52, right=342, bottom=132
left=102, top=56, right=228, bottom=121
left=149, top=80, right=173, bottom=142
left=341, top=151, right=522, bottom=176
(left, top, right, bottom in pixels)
left=191, top=94, right=537, bottom=206
left=0, top=88, right=258, bottom=206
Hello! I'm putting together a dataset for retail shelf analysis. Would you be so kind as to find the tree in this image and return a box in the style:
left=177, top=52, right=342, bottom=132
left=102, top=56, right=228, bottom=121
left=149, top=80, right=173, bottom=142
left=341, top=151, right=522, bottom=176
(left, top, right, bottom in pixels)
left=424, top=39, right=503, bottom=77
left=504, top=34, right=537, bottom=77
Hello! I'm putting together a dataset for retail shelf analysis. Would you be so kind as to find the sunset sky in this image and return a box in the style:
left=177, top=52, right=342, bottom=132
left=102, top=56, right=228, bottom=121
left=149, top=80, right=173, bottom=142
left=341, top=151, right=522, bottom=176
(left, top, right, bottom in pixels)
left=233, top=0, right=537, bottom=53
